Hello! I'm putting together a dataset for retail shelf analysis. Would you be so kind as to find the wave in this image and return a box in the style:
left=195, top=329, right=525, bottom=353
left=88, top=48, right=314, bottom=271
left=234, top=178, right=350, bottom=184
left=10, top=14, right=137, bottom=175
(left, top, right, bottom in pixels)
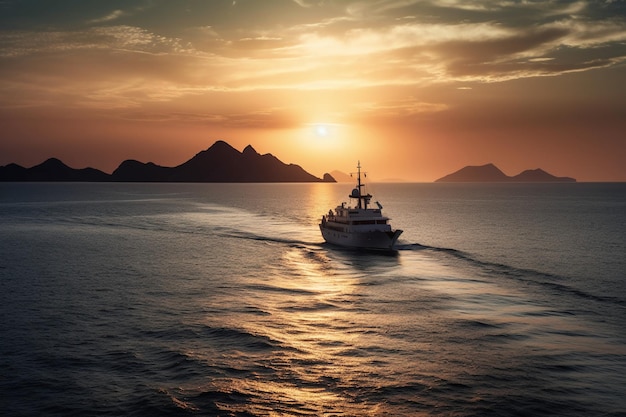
left=399, top=242, right=625, bottom=307
left=217, top=229, right=317, bottom=248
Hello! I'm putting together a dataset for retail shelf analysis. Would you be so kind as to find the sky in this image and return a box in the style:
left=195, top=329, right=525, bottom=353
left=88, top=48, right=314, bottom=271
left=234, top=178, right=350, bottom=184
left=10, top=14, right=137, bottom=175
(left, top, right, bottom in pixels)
left=1, top=0, right=625, bottom=181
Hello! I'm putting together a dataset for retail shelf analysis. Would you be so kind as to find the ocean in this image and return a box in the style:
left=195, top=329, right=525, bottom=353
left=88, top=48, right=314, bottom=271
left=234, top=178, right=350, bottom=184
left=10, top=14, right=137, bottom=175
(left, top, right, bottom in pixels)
left=1, top=182, right=625, bottom=416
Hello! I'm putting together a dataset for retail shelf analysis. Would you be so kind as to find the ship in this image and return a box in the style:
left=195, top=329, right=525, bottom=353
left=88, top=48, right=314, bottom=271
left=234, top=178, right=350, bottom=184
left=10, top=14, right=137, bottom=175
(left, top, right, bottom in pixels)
left=319, top=162, right=403, bottom=250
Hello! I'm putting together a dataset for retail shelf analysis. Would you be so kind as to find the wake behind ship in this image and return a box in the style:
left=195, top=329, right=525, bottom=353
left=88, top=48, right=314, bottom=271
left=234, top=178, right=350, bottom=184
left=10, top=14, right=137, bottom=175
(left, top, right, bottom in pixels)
left=319, top=162, right=402, bottom=250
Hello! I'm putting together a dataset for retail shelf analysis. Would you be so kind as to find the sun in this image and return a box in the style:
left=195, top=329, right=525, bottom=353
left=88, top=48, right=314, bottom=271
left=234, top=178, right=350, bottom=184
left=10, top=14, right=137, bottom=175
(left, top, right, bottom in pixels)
left=314, top=124, right=330, bottom=138
left=298, top=122, right=348, bottom=153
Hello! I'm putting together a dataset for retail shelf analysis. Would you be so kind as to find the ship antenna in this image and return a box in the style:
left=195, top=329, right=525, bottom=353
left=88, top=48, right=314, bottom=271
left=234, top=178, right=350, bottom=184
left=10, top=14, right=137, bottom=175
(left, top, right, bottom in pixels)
left=357, top=161, right=367, bottom=210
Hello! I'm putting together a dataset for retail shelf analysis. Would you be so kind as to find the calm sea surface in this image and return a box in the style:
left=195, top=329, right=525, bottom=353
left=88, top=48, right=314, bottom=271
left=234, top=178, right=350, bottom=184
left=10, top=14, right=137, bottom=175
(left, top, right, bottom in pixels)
left=1, top=182, right=625, bottom=416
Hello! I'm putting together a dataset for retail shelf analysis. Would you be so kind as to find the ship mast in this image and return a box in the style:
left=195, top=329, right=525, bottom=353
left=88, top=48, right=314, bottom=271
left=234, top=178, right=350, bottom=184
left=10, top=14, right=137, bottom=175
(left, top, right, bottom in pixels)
left=351, top=161, right=372, bottom=210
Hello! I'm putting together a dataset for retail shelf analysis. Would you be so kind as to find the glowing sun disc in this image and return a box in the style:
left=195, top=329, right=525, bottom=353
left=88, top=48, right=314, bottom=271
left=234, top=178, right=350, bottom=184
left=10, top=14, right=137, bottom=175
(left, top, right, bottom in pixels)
left=314, top=124, right=330, bottom=137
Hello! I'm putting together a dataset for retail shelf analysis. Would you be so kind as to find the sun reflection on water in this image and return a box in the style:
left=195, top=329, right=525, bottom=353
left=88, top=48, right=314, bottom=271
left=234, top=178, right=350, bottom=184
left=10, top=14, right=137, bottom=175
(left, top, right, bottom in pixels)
left=302, top=182, right=344, bottom=229
left=192, top=245, right=392, bottom=414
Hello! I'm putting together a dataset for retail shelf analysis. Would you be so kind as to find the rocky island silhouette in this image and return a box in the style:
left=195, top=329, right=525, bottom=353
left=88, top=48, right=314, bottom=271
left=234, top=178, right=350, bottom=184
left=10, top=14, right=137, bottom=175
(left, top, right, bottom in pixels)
left=2, top=144, right=576, bottom=183
left=436, top=163, right=576, bottom=182
left=0, top=141, right=335, bottom=183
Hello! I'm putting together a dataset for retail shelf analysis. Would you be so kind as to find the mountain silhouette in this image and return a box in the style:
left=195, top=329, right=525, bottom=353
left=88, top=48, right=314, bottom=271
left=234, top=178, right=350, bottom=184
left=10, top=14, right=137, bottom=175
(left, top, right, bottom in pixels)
left=111, top=160, right=172, bottom=182
left=511, top=168, right=575, bottom=182
left=436, top=163, right=576, bottom=182
left=322, top=173, right=336, bottom=182
left=1, top=141, right=335, bottom=182
left=112, top=141, right=330, bottom=182
left=0, top=158, right=110, bottom=181
left=436, top=163, right=509, bottom=182
left=328, top=170, right=353, bottom=182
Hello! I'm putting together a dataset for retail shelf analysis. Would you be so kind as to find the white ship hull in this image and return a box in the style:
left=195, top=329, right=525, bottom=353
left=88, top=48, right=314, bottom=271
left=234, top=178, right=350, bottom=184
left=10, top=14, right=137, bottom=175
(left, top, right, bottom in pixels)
left=319, top=225, right=403, bottom=251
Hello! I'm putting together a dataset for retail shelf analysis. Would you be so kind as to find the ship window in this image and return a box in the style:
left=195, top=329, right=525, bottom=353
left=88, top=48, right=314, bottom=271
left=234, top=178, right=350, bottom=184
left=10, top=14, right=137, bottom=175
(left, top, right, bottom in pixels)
left=352, top=220, right=376, bottom=225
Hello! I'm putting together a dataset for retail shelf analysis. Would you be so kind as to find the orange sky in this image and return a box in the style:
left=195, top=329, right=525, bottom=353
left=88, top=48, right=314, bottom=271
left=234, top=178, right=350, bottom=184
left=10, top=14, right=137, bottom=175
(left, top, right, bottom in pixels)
left=1, top=0, right=625, bottom=181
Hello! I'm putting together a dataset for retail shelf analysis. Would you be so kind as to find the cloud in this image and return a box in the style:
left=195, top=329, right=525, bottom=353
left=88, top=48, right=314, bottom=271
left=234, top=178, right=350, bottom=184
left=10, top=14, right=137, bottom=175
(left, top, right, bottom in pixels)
left=346, top=0, right=422, bottom=17
left=0, top=25, right=185, bottom=58
left=88, top=9, right=127, bottom=24
left=1, top=0, right=625, bottom=119
left=354, top=98, right=449, bottom=119
left=291, top=0, right=322, bottom=7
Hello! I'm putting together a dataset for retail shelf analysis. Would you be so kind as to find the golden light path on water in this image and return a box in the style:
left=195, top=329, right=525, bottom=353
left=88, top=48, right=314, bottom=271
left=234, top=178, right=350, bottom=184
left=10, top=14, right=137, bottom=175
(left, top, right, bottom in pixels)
left=184, top=245, right=454, bottom=414
left=174, top=197, right=471, bottom=414
left=221, top=247, right=367, bottom=415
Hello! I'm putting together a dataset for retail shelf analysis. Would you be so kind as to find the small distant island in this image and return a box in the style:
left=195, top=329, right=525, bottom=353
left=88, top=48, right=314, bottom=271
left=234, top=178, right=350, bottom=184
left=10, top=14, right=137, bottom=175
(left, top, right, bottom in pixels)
left=436, top=163, right=576, bottom=182
left=0, top=141, right=336, bottom=183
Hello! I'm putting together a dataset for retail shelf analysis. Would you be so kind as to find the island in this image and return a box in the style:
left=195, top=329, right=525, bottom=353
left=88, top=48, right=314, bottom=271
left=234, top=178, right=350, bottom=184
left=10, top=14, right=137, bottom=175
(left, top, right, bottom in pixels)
left=0, top=140, right=336, bottom=183
left=435, top=163, right=576, bottom=182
